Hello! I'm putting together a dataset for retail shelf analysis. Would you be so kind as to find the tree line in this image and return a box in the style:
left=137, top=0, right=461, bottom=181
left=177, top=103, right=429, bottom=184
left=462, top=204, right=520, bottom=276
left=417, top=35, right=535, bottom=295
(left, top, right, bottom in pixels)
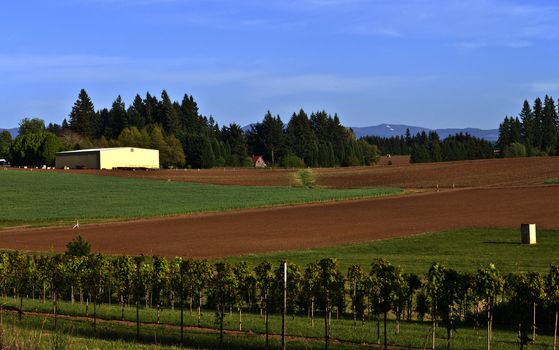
left=2, top=240, right=559, bottom=350
left=362, top=130, right=495, bottom=163
left=498, top=96, right=559, bottom=157
left=0, top=89, right=379, bottom=168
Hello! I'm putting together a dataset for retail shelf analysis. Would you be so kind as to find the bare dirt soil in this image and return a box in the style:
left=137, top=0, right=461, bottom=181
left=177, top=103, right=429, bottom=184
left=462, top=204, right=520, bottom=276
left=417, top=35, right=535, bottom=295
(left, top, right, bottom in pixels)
left=315, top=156, right=559, bottom=188
left=57, top=156, right=559, bottom=189
left=1, top=186, right=558, bottom=258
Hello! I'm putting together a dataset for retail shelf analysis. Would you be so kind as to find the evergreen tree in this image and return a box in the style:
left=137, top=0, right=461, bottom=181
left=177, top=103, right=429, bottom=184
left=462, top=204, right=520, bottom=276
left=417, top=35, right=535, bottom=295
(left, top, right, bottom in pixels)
left=541, top=95, right=558, bottom=154
left=519, top=100, right=534, bottom=150
left=127, top=95, right=146, bottom=129
left=143, top=93, right=159, bottom=125
left=286, top=109, right=318, bottom=166
left=98, top=108, right=111, bottom=138
left=160, top=90, right=180, bottom=136
left=69, top=89, right=97, bottom=139
left=329, top=114, right=349, bottom=166
left=221, top=123, right=248, bottom=166
left=510, top=117, right=522, bottom=145
left=405, top=128, right=412, bottom=147
left=179, top=94, right=202, bottom=134
left=261, top=112, right=285, bottom=167
left=108, top=96, right=128, bottom=139
left=497, top=117, right=511, bottom=152
left=182, top=134, right=215, bottom=168
left=410, top=143, right=431, bottom=163
left=428, top=132, right=442, bottom=162
left=532, top=97, right=544, bottom=150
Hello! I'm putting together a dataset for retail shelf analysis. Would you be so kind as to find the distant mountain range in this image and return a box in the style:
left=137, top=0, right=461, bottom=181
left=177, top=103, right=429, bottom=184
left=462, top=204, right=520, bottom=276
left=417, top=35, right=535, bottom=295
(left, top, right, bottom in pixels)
left=350, top=124, right=499, bottom=142
left=0, top=128, right=18, bottom=138
left=242, top=123, right=499, bottom=142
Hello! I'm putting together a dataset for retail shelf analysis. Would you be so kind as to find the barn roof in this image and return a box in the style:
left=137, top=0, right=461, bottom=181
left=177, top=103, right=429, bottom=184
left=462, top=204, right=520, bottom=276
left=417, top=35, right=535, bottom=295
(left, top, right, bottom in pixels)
left=56, top=147, right=157, bottom=155
left=251, top=155, right=263, bottom=162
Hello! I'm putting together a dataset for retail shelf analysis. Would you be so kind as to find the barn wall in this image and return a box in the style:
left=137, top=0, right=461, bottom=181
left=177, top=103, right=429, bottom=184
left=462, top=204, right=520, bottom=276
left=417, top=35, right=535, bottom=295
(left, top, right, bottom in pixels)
left=99, top=148, right=159, bottom=169
left=55, top=152, right=100, bottom=169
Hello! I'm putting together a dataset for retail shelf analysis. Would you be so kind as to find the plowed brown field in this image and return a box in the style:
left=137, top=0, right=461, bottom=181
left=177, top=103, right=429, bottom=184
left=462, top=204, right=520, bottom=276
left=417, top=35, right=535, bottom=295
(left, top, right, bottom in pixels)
left=316, top=156, right=559, bottom=188
left=60, top=156, right=559, bottom=189
left=1, top=186, right=558, bottom=258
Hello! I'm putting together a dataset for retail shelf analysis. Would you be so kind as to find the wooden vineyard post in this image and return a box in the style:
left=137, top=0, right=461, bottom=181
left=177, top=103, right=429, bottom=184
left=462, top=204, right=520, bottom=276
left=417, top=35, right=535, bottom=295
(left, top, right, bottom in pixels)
left=282, top=262, right=287, bottom=350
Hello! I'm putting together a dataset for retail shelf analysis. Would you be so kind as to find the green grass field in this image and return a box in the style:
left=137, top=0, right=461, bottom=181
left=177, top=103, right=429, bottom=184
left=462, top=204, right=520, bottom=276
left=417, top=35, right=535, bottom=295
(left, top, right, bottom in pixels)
left=0, top=170, right=401, bottom=228
left=0, top=307, right=370, bottom=350
left=224, top=228, right=559, bottom=274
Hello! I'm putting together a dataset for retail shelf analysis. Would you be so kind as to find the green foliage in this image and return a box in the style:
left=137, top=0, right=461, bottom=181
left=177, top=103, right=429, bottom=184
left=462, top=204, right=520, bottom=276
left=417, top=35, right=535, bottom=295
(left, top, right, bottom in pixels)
left=282, top=154, right=306, bottom=168
left=475, top=263, right=505, bottom=301
left=547, top=265, right=559, bottom=308
left=293, top=169, right=315, bottom=188
left=9, top=131, right=62, bottom=166
left=362, top=135, right=410, bottom=156
left=50, top=331, right=69, bottom=350
left=18, top=117, right=46, bottom=136
left=0, top=130, right=12, bottom=159
left=0, top=250, right=558, bottom=350
left=503, top=142, right=527, bottom=158
left=65, top=235, right=91, bottom=257
left=183, top=134, right=215, bottom=169
left=405, top=131, right=494, bottom=163
left=358, top=139, right=380, bottom=165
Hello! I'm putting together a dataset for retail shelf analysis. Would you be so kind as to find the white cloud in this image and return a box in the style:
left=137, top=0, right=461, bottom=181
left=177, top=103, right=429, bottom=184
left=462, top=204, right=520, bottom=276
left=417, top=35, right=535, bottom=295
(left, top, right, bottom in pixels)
left=0, top=53, right=435, bottom=100
left=530, top=82, right=559, bottom=93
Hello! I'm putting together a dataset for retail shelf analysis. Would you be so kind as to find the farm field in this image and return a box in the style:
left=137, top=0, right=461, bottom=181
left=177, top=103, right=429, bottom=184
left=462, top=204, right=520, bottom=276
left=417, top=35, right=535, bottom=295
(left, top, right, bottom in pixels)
left=3, top=157, right=559, bottom=349
left=315, top=156, right=559, bottom=188
left=0, top=184, right=557, bottom=257
left=0, top=170, right=400, bottom=228
left=59, top=156, right=559, bottom=189
left=225, top=227, right=559, bottom=274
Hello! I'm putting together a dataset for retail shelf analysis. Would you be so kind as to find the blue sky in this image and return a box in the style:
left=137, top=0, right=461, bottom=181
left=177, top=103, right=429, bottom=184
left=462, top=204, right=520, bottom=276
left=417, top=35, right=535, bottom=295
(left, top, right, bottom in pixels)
left=1, top=0, right=559, bottom=129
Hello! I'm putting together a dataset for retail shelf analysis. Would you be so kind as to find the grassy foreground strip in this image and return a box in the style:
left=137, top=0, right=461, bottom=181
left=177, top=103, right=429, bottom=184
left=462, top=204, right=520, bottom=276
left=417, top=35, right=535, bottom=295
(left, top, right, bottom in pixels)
left=0, top=307, right=368, bottom=350
left=0, top=314, right=184, bottom=350
left=226, top=228, right=559, bottom=273
left=2, top=298, right=557, bottom=350
left=0, top=170, right=401, bottom=228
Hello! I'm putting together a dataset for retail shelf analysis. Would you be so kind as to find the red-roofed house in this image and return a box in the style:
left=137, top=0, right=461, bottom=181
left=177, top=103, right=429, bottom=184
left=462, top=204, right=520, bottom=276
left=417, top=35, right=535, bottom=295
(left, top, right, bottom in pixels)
left=251, top=155, right=267, bottom=168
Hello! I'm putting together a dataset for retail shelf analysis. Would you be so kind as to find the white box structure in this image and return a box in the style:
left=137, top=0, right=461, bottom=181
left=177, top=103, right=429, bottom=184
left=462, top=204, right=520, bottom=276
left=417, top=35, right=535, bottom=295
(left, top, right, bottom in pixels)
left=521, top=224, right=537, bottom=245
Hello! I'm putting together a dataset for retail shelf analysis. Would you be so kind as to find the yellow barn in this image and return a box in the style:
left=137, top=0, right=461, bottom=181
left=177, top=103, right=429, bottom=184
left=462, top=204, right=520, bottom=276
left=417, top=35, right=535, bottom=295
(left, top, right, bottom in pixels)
left=55, top=147, right=159, bottom=170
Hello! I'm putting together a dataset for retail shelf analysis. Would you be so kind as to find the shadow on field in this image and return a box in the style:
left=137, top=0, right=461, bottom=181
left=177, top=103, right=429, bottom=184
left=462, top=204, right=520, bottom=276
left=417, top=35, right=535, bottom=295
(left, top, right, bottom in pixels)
left=481, top=241, right=520, bottom=245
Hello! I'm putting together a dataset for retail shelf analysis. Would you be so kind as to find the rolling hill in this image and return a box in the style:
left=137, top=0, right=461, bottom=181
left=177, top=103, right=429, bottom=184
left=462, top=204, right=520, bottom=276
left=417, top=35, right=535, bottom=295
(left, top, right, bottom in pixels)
left=0, top=128, right=18, bottom=138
